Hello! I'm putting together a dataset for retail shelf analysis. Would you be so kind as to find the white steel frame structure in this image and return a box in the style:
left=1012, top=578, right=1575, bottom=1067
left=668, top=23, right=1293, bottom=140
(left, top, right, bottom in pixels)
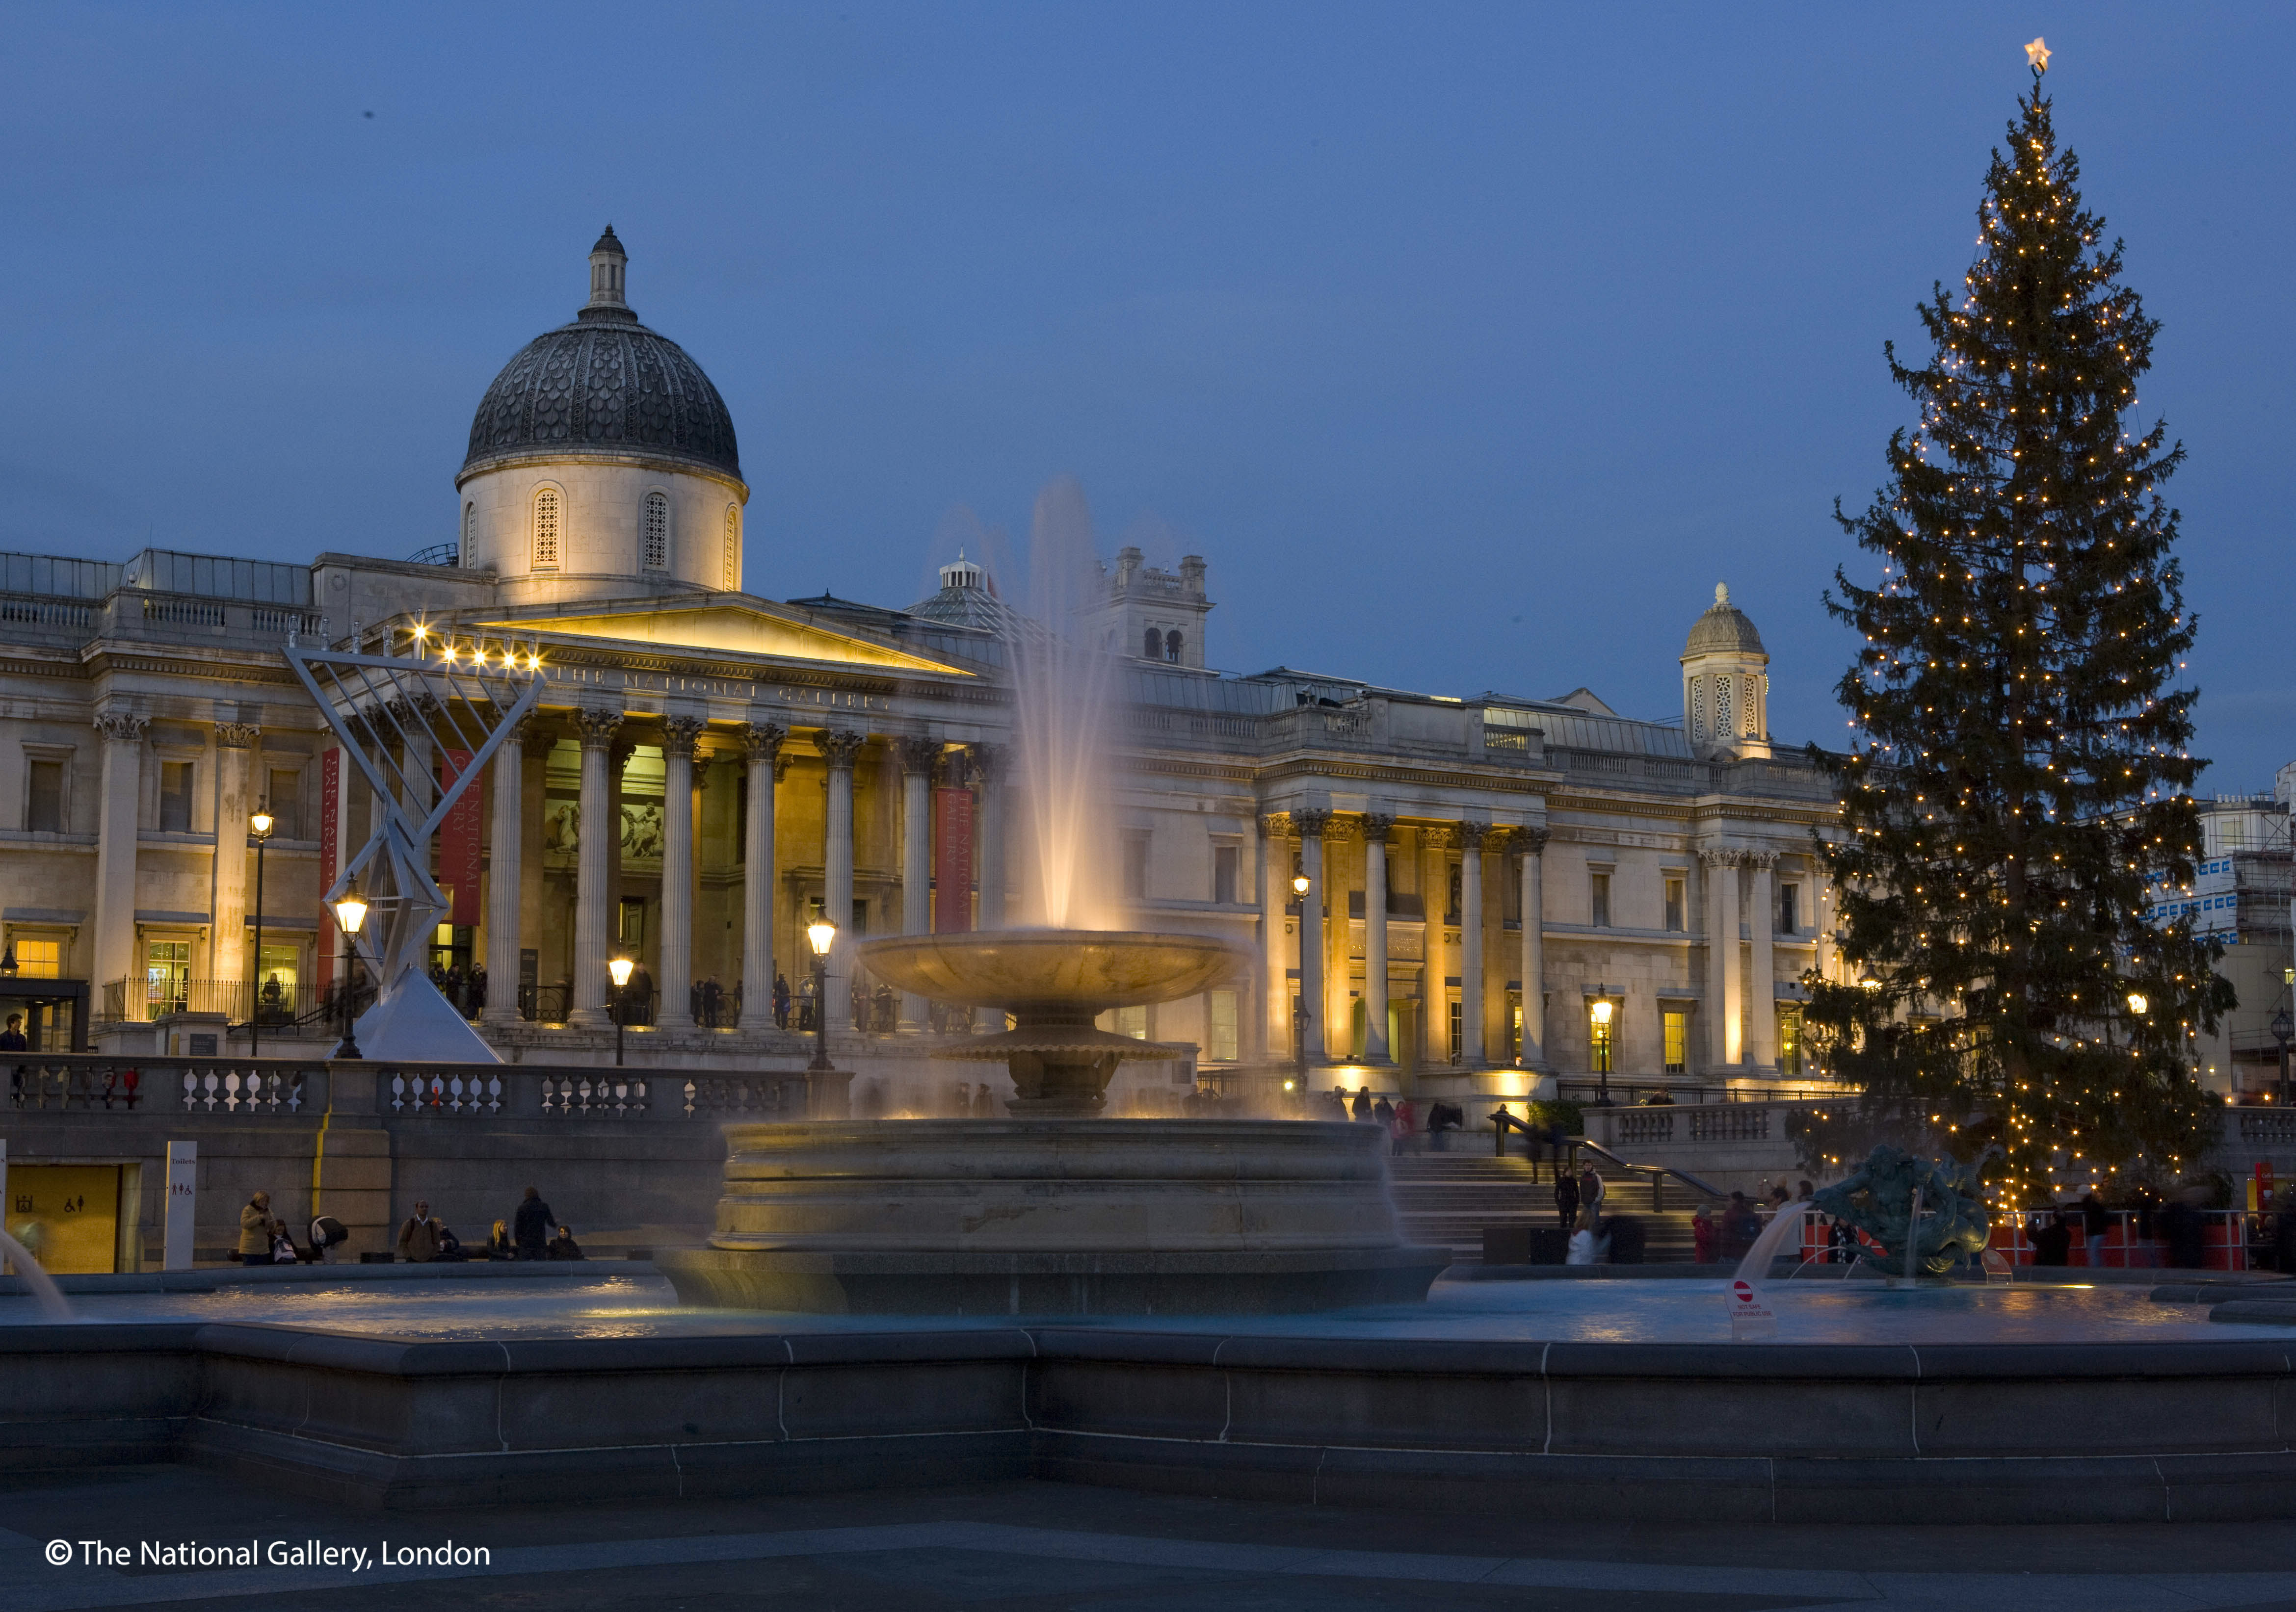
left=284, top=631, right=544, bottom=1061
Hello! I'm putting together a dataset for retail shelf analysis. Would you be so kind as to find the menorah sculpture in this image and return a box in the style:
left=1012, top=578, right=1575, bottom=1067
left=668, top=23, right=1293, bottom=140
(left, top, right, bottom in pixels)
left=284, top=631, right=543, bottom=1061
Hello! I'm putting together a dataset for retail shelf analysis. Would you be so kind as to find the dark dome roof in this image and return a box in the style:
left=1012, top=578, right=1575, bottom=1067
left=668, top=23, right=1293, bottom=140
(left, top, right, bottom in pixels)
left=463, top=312, right=741, bottom=482
left=1683, top=583, right=1766, bottom=657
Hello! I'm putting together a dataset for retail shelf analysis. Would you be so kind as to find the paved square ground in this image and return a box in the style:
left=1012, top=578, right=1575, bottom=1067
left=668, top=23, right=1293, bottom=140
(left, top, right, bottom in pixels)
left=6, top=1467, right=2296, bottom=1612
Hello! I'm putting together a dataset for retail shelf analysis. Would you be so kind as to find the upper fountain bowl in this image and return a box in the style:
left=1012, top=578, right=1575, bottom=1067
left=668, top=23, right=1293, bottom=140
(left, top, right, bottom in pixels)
left=856, top=930, right=1249, bottom=1016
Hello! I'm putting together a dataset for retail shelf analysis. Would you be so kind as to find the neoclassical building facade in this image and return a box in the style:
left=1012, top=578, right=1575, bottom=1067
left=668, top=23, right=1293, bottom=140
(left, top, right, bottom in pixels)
left=0, top=231, right=1845, bottom=1110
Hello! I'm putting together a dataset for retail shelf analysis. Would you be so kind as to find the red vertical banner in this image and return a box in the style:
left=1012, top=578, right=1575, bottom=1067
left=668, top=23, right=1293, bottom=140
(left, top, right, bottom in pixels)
left=934, top=787, right=974, bottom=933
left=317, top=748, right=341, bottom=992
left=439, top=750, right=482, bottom=926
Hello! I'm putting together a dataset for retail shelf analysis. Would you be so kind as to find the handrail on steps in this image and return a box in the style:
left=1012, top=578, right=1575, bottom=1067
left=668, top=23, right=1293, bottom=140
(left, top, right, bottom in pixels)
left=1487, top=1108, right=1728, bottom=1201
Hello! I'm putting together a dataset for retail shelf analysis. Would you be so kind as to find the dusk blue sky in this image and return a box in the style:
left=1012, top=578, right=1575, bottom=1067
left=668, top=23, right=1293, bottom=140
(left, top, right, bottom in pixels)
left=2, top=4, right=2288, bottom=784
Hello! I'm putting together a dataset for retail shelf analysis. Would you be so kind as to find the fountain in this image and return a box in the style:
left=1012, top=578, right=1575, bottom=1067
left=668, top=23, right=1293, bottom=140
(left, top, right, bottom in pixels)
left=659, top=483, right=1450, bottom=1314
left=1811, top=1144, right=1992, bottom=1278
left=0, top=1225, right=73, bottom=1322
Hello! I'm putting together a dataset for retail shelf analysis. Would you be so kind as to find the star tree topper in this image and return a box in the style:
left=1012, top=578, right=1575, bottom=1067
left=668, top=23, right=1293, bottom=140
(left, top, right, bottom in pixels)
left=2024, top=36, right=2050, bottom=74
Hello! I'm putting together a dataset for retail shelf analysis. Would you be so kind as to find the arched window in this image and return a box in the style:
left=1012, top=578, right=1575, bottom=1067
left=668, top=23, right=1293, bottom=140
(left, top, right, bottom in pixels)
left=1690, top=676, right=1706, bottom=740
left=461, top=502, right=476, bottom=568
left=1142, top=626, right=1161, bottom=659
left=1715, top=675, right=1733, bottom=739
left=642, top=492, right=669, bottom=571
left=532, top=487, right=560, bottom=570
left=1164, top=630, right=1182, bottom=663
left=1742, top=674, right=1760, bottom=736
left=722, top=505, right=740, bottom=591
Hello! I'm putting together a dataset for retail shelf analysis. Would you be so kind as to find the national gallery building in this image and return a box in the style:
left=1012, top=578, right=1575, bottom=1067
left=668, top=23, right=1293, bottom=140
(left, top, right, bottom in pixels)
left=0, top=230, right=1843, bottom=1112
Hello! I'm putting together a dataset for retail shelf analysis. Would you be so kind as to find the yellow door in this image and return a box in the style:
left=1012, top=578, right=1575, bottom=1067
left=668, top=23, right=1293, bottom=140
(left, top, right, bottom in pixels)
left=8, top=1165, right=122, bottom=1274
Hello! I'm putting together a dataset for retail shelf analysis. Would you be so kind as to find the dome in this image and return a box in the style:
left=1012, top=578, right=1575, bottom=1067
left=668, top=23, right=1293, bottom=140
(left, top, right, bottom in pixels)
left=461, top=230, right=742, bottom=484
left=1683, top=582, right=1766, bottom=657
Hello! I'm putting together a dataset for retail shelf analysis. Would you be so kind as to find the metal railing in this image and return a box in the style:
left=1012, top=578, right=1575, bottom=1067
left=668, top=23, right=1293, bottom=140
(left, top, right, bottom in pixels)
left=102, top=977, right=324, bottom=1025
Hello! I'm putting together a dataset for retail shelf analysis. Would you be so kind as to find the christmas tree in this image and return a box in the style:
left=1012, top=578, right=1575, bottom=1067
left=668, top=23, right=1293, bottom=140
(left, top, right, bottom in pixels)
left=1804, top=52, right=2231, bottom=1206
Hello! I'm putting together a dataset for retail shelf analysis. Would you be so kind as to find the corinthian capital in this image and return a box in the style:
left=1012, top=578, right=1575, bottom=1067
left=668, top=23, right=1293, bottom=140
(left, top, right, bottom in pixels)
left=213, top=722, right=260, bottom=750
left=1513, top=826, right=1551, bottom=857
left=966, top=742, right=1003, bottom=785
left=896, top=735, right=942, bottom=778
left=816, top=728, right=867, bottom=769
left=94, top=712, right=148, bottom=746
left=659, top=715, right=706, bottom=763
left=739, top=721, right=786, bottom=764
left=1451, top=821, right=1489, bottom=852
left=1360, top=813, right=1396, bottom=845
left=1699, top=846, right=1741, bottom=869
left=1743, top=849, right=1778, bottom=871
left=575, top=707, right=624, bottom=751
left=1293, top=808, right=1331, bottom=841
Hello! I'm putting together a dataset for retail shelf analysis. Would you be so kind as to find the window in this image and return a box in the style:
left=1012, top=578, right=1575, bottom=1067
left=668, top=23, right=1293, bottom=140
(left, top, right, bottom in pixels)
left=619, top=897, right=647, bottom=946
left=1208, top=990, right=1238, bottom=1062
left=1123, top=836, right=1150, bottom=899
left=1164, top=630, right=1182, bottom=663
left=159, top=762, right=193, bottom=832
left=1448, top=998, right=1462, bottom=1063
left=256, top=942, right=299, bottom=1017
left=1213, top=844, right=1239, bottom=905
left=1116, top=1004, right=1149, bottom=1040
left=1778, top=1006, right=1803, bottom=1075
left=1500, top=865, right=1521, bottom=924
left=1663, top=876, right=1685, bottom=932
left=642, top=491, right=668, bottom=570
left=1777, top=882, right=1799, bottom=935
left=1589, top=870, right=1611, bottom=929
left=11, top=937, right=60, bottom=978
left=1715, top=676, right=1733, bottom=738
left=1142, top=627, right=1161, bottom=659
left=532, top=487, right=561, bottom=569
left=266, top=770, right=302, bottom=839
left=1446, top=864, right=1462, bottom=925
left=1663, top=1009, right=1688, bottom=1074
left=1508, top=993, right=1522, bottom=1059
left=146, top=940, right=190, bottom=1014
left=461, top=501, right=476, bottom=566
left=1691, top=677, right=1706, bottom=741
left=723, top=504, right=741, bottom=591
left=1588, top=999, right=1614, bottom=1074
left=26, top=760, right=63, bottom=832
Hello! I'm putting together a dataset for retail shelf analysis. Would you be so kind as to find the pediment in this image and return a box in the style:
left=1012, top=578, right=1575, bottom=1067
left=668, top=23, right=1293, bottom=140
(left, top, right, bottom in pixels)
left=475, top=601, right=971, bottom=676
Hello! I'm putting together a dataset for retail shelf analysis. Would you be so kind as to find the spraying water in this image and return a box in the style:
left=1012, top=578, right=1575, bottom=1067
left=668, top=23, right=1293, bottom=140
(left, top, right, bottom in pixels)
left=1731, top=1201, right=1816, bottom=1288
left=0, top=1227, right=73, bottom=1321
left=1005, top=478, right=1122, bottom=930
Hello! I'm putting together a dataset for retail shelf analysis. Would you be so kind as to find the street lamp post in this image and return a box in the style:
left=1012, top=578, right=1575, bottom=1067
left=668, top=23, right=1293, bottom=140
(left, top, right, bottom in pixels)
left=1590, top=986, right=1614, bottom=1106
left=2273, top=1009, right=2293, bottom=1109
left=330, top=877, right=369, bottom=1061
left=1291, top=873, right=1312, bottom=1092
left=608, top=954, right=635, bottom=1068
left=807, top=917, right=837, bottom=1073
left=248, top=799, right=273, bottom=1057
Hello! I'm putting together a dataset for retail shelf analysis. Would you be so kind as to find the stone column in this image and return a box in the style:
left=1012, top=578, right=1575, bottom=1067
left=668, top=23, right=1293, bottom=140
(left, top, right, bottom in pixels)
left=1457, top=822, right=1488, bottom=1066
left=659, top=715, right=705, bottom=1030
left=1259, top=813, right=1288, bottom=1061
left=1702, top=848, right=1742, bottom=1068
left=484, top=717, right=534, bottom=1025
left=394, top=698, right=434, bottom=826
left=817, top=729, right=865, bottom=1032
left=1294, top=809, right=1328, bottom=1065
left=211, top=722, right=259, bottom=990
left=896, top=736, right=938, bottom=1031
left=971, top=743, right=1005, bottom=1032
left=1748, top=850, right=1777, bottom=1070
left=738, top=722, right=784, bottom=1029
left=1517, top=827, right=1549, bottom=1068
left=91, top=711, right=147, bottom=996
left=569, top=707, right=622, bottom=1025
left=1361, top=814, right=1393, bottom=1064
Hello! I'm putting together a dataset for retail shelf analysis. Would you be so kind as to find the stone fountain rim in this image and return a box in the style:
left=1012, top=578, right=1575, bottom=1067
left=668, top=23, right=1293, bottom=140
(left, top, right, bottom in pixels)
left=854, top=928, right=1253, bottom=1012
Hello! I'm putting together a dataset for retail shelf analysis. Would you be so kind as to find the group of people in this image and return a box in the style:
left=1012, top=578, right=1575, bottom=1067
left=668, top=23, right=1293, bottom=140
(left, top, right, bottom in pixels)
left=1691, top=1183, right=1814, bottom=1264
left=426, top=961, right=489, bottom=1021
left=396, top=1186, right=584, bottom=1262
left=234, top=1191, right=309, bottom=1264
left=1319, top=1085, right=1421, bottom=1155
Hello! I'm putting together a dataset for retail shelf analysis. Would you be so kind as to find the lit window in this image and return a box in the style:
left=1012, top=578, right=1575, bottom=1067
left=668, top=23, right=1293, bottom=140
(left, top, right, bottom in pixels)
left=723, top=505, right=740, bottom=591
left=1209, top=990, right=1238, bottom=1062
left=1116, top=1004, right=1148, bottom=1040
left=642, top=492, right=668, bottom=571
left=1778, top=1007, right=1803, bottom=1075
left=533, top=488, right=561, bottom=569
left=1663, top=1009, right=1687, bottom=1074
left=11, top=937, right=60, bottom=978
left=1663, top=876, right=1685, bottom=932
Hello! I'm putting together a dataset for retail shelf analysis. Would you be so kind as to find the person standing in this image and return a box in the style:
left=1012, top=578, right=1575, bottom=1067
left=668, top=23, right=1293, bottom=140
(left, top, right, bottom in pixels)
left=1392, top=1097, right=1417, bottom=1157
left=773, top=972, right=792, bottom=1029
left=1554, top=1166, right=1581, bottom=1233
left=2078, top=1190, right=2112, bottom=1269
left=1350, top=1087, right=1372, bottom=1122
left=512, top=1185, right=557, bottom=1259
left=1579, top=1165, right=1606, bottom=1232
left=396, top=1199, right=442, bottom=1263
left=238, top=1191, right=274, bottom=1265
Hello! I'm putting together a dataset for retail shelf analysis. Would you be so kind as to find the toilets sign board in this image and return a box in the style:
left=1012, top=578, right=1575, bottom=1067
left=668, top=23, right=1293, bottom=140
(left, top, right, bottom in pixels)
left=1727, top=1278, right=1776, bottom=1341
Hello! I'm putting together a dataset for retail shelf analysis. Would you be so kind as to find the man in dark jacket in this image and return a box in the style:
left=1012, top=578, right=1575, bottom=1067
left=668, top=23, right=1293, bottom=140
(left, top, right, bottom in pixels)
left=512, top=1185, right=556, bottom=1259
left=1554, top=1168, right=1581, bottom=1233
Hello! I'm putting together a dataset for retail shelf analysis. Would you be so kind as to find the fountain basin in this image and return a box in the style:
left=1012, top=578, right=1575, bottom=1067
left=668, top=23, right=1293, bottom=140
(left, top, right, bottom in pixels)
left=658, top=1119, right=1451, bottom=1314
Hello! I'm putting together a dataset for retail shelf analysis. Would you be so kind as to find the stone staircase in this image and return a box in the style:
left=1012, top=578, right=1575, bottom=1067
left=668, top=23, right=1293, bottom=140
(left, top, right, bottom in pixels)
left=1387, top=1149, right=1710, bottom=1264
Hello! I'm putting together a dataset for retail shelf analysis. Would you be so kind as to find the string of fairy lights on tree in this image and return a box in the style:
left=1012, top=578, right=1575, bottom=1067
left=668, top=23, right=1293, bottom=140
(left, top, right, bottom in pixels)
left=1801, top=38, right=2231, bottom=1209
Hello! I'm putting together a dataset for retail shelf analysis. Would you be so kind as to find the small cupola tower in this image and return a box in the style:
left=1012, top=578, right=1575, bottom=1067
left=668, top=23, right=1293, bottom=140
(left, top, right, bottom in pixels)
left=1681, top=582, right=1770, bottom=759
left=584, top=224, right=632, bottom=320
